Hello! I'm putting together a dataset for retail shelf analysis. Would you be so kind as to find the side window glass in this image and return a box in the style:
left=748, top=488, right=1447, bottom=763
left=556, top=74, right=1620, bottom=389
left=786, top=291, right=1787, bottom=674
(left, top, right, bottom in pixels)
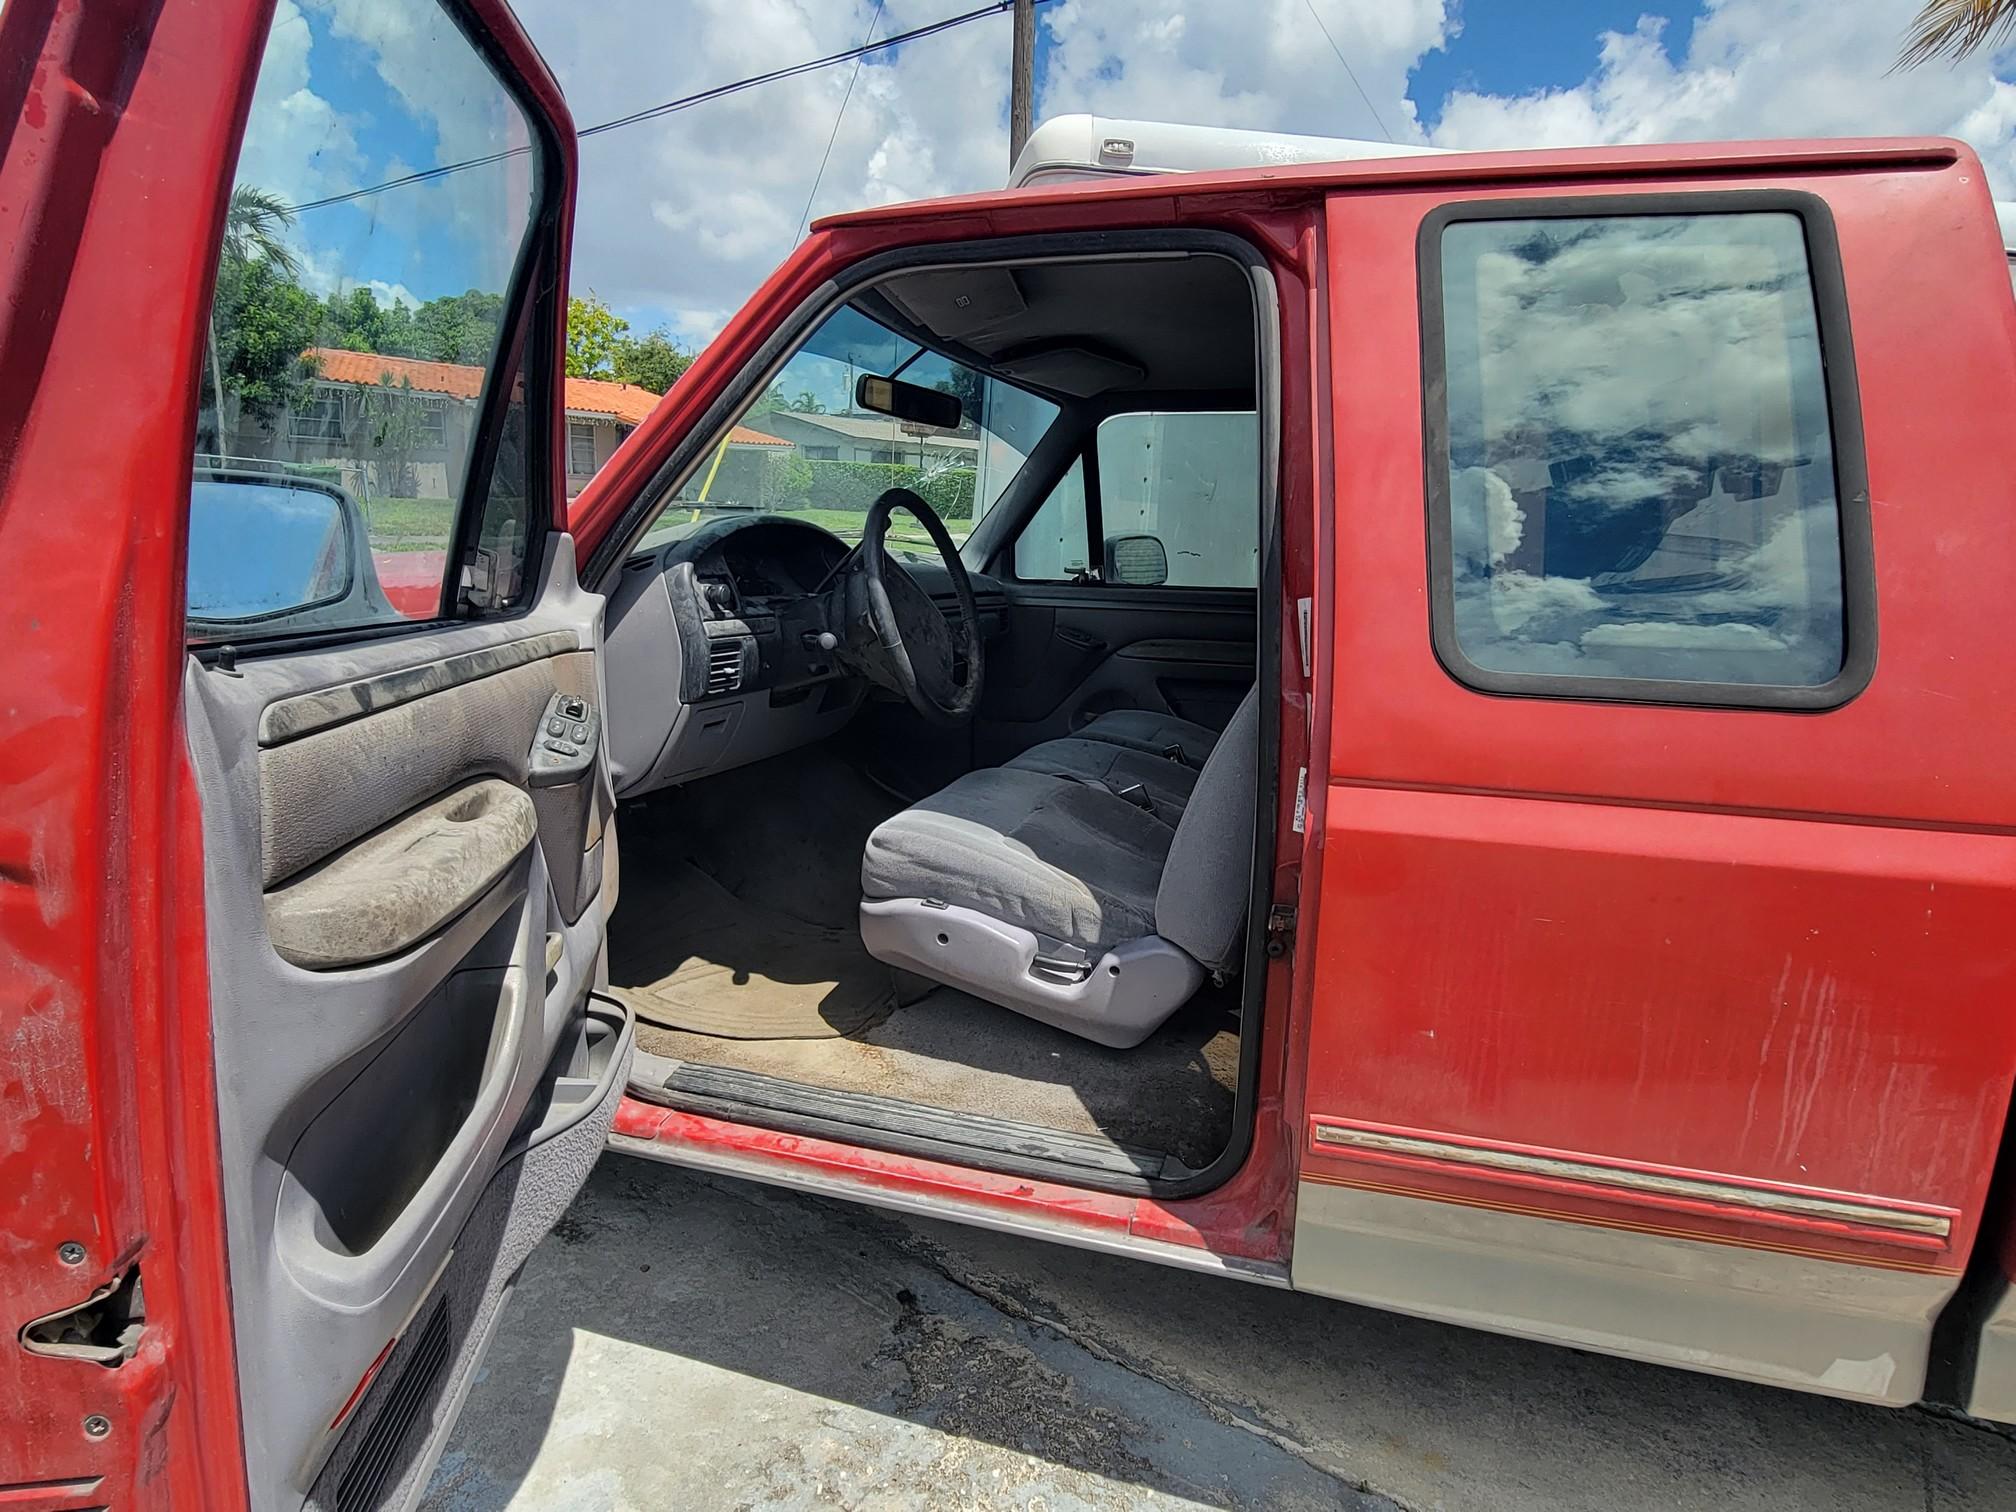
left=1095, top=412, right=1259, bottom=588
left=187, top=0, right=540, bottom=643
left=1431, top=210, right=1855, bottom=695
left=1012, top=457, right=1089, bottom=582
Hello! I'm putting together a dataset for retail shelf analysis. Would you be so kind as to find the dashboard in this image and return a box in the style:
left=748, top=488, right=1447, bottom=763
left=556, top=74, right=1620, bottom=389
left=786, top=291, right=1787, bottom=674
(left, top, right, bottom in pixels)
left=602, top=513, right=1006, bottom=798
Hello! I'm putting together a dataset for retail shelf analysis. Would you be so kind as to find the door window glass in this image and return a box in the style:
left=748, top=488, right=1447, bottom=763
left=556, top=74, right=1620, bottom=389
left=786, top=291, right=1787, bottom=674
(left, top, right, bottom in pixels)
left=1095, top=412, right=1259, bottom=588
left=187, top=0, right=540, bottom=642
left=1431, top=211, right=1852, bottom=693
left=1012, top=458, right=1090, bottom=581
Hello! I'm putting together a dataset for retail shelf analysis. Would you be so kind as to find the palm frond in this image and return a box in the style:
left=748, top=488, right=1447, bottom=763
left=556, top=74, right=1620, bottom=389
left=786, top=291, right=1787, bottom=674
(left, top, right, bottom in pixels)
left=1897, top=0, right=2016, bottom=68
left=224, top=184, right=302, bottom=278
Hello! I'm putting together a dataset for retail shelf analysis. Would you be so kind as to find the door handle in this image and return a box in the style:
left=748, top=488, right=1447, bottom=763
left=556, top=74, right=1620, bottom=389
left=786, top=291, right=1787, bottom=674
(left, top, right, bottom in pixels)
left=1054, top=626, right=1105, bottom=652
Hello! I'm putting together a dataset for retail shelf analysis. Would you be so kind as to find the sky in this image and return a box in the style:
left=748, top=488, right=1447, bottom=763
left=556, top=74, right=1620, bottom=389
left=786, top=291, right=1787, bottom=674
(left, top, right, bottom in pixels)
left=254, top=0, right=2015, bottom=349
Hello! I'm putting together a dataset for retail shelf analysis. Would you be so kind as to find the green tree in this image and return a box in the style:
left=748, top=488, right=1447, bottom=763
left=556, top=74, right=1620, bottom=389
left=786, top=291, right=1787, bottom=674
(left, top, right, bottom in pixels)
left=323, top=286, right=415, bottom=356
left=1898, top=0, right=2016, bottom=64
left=566, top=291, right=630, bottom=378
left=217, top=257, right=324, bottom=426
left=610, top=327, right=692, bottom=394
left=786, top=390, right=827, bottom=413
left=745, top=382, right=791, bottom=419
left=358, top=374, right=428, bottom=499
left=412, top=290, right=505, bottom=365
left=205, top=185, right=306, bottom=449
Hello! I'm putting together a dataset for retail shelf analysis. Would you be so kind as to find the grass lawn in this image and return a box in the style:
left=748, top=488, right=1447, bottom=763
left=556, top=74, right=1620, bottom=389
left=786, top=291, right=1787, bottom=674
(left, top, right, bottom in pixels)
left=796, top=506, right=973, bottom=547
left=361, top=495, right=455, bottom=551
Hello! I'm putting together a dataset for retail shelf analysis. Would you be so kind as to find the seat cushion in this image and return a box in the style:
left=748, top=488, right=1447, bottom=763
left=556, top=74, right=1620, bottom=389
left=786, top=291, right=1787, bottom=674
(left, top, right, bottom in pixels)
left=1004, top=737, right=1199, bottom=825
left=1074, top=707, right=1228, bottom=768
left=861, top=767, right=1173, bottom=953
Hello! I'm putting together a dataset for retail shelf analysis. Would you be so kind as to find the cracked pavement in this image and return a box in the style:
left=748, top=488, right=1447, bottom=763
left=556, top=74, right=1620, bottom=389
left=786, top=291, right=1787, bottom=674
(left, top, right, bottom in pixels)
left=422, top=1156, right=2016, bottom=1511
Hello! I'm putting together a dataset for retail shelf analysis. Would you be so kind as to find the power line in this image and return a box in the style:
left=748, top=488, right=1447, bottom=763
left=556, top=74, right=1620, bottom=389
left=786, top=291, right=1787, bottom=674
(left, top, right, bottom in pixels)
left=794, top=0, right=886, bottom=247
left=287, top=0, right=1047, bottom=215
left=1299, top=0, right=1394, bottom=144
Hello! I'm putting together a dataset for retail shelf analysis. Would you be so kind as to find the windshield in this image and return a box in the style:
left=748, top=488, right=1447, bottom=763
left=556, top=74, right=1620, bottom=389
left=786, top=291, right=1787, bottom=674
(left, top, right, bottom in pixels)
left=636, top=301, right=1059, bottom=554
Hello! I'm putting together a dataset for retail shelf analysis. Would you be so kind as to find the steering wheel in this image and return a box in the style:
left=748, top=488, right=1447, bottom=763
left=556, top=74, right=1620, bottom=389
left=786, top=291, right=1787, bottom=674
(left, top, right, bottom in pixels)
left=849, top=488, right=984, bottom=725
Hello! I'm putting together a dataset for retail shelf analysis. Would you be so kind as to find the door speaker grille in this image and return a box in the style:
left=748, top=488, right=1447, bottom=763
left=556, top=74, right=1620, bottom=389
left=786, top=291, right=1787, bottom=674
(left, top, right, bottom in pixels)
left=336, top=1297, right=450, bottom=1512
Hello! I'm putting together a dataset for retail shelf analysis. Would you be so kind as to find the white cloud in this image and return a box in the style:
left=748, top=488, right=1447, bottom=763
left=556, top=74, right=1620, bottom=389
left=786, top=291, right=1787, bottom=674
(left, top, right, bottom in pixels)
left=487, top=0, right=2013, bottom=342
left=1433, top=2, right=2016, bottom=195
left=294, top=243, right=422, bottom=310
left=234, top=0, right=364, bottom=212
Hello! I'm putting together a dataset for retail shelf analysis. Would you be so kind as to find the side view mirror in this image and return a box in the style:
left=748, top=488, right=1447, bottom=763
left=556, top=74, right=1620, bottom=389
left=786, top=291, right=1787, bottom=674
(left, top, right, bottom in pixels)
left=186, top=475, right=355, bottom=623
left=1103, top=533, right=1168, bottom=586
left=856, top=373, right=961, bottom=431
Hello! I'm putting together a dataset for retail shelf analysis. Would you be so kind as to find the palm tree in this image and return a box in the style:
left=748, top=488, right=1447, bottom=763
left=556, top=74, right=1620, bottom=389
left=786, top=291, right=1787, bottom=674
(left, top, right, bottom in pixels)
left=1897, top=0, right=2016, bottom=66
left=206, top=185, right=302, bottom=454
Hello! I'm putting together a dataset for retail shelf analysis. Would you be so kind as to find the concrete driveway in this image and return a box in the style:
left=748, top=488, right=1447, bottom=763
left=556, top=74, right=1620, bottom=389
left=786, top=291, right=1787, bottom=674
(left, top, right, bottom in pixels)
left=422, top=1155, right=2016, bottom=1511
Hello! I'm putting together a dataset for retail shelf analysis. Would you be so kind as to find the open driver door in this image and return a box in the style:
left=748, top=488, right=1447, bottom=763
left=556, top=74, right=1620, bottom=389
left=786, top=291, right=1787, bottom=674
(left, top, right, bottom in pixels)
left=0, top=3, right=627, bottom=1508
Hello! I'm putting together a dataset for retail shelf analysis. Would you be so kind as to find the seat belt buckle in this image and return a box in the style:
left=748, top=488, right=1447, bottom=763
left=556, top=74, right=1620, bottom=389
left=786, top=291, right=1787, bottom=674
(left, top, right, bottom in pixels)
left=1161, top=742, right=1188, bottom=766
left=1115, top=782, right=1154, bottom=814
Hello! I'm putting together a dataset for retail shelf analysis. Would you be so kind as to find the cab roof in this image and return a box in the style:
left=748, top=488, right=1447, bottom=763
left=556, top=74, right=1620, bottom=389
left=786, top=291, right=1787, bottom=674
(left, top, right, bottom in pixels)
left=812, top=136, right=1971, bottom=234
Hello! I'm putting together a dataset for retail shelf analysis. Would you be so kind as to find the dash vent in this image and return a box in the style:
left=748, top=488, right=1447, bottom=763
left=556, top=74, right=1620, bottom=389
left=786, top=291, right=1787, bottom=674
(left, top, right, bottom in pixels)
left=706, top=638, right=744, bottom=696
left=335, top=1297, right=450, bottom=1512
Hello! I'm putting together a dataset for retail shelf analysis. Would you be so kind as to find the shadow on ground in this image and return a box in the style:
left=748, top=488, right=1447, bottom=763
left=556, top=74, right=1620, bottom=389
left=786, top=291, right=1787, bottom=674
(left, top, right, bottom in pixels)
left=423, top=1156, right=2016, bottom=1512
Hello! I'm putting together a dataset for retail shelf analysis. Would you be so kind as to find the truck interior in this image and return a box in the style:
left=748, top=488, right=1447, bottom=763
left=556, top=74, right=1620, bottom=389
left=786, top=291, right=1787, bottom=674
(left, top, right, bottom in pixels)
left=596, top=239, right=1277, bottom=1189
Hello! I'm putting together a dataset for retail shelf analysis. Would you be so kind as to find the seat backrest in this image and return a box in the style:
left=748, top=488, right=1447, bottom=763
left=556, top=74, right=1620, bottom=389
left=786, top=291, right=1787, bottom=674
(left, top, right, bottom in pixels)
left=1153, top=686, right=1259, bottom=972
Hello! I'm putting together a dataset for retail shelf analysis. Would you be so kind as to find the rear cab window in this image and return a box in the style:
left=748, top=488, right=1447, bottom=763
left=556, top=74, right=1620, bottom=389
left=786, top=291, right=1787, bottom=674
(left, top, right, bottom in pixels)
left=187, top=0, right=546, bottom=645
left=1011, top=409, right=1260, bottom=588
left=1421, top=195, right=1873, bottom=708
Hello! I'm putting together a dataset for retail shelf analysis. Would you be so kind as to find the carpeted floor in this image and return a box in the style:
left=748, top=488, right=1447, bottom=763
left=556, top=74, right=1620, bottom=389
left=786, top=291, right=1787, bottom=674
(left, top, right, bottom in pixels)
left=606, top=857, right=897, bottom=1040
left=610, top=744, right=1241, bottom=1169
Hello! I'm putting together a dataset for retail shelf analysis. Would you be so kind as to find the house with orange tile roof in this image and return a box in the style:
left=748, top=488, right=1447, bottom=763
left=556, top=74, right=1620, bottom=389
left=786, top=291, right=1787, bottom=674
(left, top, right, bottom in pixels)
left=224, top=347, right=788, bottom=499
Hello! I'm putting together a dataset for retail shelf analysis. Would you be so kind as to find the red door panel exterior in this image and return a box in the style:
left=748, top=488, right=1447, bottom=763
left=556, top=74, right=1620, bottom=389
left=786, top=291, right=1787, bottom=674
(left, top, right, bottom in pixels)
left=1301, top=152, right=2016, bottom=1294
left=0, top=0, right=580, bottom=1504
left=0, top=2, right=270, bottom=1504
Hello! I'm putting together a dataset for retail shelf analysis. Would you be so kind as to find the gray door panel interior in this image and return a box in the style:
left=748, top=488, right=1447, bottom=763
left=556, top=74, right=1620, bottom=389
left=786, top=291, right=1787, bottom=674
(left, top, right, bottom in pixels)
left=976, top=584, right=1256, bottom=764
left=184, top=539, right=630, bottom=1511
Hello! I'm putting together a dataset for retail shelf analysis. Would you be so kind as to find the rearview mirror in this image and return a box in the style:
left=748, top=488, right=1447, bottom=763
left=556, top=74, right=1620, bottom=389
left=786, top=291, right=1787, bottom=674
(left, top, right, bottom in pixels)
left=1103, top=533, right=1168, bottom=587
left=856, top=373, right=962, bottom=431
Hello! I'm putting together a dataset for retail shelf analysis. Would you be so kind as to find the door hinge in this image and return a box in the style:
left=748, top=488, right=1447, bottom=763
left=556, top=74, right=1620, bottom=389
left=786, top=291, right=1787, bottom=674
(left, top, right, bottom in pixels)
left=1265, top=904, right=1297, bottom=960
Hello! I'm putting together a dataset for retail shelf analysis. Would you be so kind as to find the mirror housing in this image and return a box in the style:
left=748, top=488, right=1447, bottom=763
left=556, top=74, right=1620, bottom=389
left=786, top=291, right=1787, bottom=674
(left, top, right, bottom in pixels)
left=856, top=373, right=962, bottom=431
left=1103, top=533, right=1168, bottom=587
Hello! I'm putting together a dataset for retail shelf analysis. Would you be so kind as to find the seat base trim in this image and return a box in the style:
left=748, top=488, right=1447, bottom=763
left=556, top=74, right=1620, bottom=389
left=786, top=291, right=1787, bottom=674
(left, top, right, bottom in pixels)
left=859, top=897, right=1203, bottom=1049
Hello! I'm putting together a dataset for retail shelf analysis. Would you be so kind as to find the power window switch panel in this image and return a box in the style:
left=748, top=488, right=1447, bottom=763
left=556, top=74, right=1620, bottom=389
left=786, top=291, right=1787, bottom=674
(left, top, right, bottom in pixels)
left=530, top=691, right=600, bottom=787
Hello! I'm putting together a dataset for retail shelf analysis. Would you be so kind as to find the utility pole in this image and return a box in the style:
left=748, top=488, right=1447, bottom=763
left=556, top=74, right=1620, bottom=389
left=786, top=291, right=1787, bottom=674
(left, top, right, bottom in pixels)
left=1009, top=0, right=1034, bottom=172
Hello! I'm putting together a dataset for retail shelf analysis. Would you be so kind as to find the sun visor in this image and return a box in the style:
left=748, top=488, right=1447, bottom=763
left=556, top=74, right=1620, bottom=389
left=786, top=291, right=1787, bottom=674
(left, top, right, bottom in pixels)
left=879, top=267, right=1027, bottom=343
left=990, top=343, right=1147, bottom=397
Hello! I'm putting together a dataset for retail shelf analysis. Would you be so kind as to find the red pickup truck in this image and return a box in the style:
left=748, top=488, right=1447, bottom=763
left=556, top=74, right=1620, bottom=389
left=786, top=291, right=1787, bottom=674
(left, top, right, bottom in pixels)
left=6, top=2, right=2016, bottom=1508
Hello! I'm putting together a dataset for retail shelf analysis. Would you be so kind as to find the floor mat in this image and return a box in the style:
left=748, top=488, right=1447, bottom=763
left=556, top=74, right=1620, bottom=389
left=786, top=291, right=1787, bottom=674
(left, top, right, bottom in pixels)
left=607, top=858, right=896, bottom=1040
